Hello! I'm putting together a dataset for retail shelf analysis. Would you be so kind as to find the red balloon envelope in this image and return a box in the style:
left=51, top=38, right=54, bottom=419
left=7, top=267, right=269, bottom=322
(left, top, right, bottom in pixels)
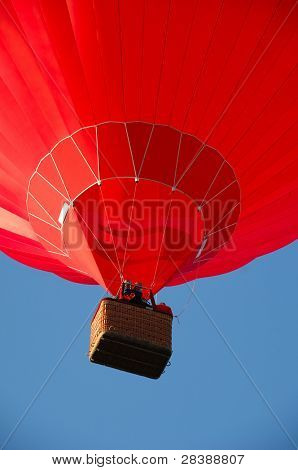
left=0, top=0, right=297, bottom=295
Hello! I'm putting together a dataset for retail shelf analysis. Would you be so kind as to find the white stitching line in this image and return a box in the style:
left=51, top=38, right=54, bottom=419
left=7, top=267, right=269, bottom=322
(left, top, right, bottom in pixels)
left=176, top=1, right=297, bottom=187
left=47, top=250, right=69, bottom=258
left=98, top=184, right=123, bottom=278
left=95, top=125, right=100, bottom=181
left=154, top=0, right=172, bottom=123
left=193, top=0, right=254, bottom=133
left=179, top=0, right=225, bottom=133
left=28, top=192, right=60, bottom=227
left=137, top=124, right=154, bottom=178
left=173, top=131, right=183, bottom=188
left=95, top=127, right=130, bottom=194
left=70, top=135, right=98, bottom=182
left=117, top=0, right=126, bottom=117
left=194, top=202, right=240, bottom=262
left=120, top=183, right=137, bottom=275
left=225, top=68, right=298, bottom=162
left=124, top=122, right=137, bottom=178
left=150, top=198, right=174, bottom=289
left=196, top=1, right=298, bottom=140
left=175, top=143, right=206, bottom=187
left=168, top=0, right=199, bottom=124
left=66, top=265, right=90, bottom=276
left=28, top=212, right=61, bottom=231
left=50, top=154, right=71, bottom=201
left=207, top=222, right=237, bottom=238
left=35, top=171, right=69, bottom=200
left=72, top=206, right=121, bottom=275
left=201, top=160, right=225, bottom=204
left=201, top=179, right=238, bottom=209
left=196, top=237, right=235, bottom=263
left=207, top=202, right=240, bottom=235
left=35, top=232, right=68, bottom=256
left=0, top=0, right=82, bottom=125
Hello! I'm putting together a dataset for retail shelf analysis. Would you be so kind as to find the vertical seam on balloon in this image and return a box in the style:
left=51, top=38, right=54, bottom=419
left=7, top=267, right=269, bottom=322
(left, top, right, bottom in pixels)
left=95, top=133, right=130, bottom=195
left=72, top=206, right=121, bottom=275
left=176, top=1, right=297, bottom=186
left=98, top=184, right=123, bottom=279
left=200, top=160, right=226, bottom=205
left=137, top=123, right=154, bottom=178
left=225, top=66, right=298, bottom=165
left=95, top=125, right=101, bottom=181
left=50, top=153, right=71, bottom=201
left=150, top=197, right=174, bottom=290
left=124, top=122, right=137, bottom=178
left=196, top=0, right=291, bottom=141
left=117, top=0, right=126, bottom=118
left=194, top=0, right=255, bottom=133
left=138, top=0, right=145, bottom=120
left=195, top=0, right=281, bottom=140
left=120, top=183, right=137, bottom=277
left=241, top=140, right=297, bottom=195
left=179, top=0, right=225, bottom=133
left=173, top=131, right=183, bottom=188
left=154, top=0, right=172, bottom=123
left=0, top=0, right=83, bottom=129
left=242, top=156, right=298, bottom=206
left=64, top=0, right=97, bottom=123
left=167, top=0, right=199, bottom=125
left=70, top=135, right=99, bottom=182
left=0, top=45, right=62, bottom=152
left=92, top=0, right=111, bottom=119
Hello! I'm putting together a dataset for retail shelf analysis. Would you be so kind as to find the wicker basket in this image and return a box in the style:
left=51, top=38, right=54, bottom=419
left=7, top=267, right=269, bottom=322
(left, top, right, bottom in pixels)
left=89, top=298, right=173, bottom=379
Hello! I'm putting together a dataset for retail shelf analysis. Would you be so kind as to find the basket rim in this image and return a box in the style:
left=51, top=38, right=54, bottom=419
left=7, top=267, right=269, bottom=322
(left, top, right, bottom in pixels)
left=91, top=297, right=173, bottom=323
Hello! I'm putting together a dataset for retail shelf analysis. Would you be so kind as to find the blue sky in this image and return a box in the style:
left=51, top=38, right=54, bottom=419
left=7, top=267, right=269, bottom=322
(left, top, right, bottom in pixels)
left=0, top=242, right=298, bottom=450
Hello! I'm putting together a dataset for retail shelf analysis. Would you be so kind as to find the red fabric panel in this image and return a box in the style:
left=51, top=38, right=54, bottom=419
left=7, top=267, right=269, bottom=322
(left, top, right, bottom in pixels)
left=0, top=0, right=296, bottom=293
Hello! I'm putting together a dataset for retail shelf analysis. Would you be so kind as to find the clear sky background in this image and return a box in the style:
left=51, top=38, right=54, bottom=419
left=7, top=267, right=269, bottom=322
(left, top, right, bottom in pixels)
left=0, top=242, right=298, bottom=450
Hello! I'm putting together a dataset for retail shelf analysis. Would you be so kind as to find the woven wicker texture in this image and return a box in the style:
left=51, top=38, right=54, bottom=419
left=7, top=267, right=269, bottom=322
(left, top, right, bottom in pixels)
left=89, top=299, right=172, bottom=356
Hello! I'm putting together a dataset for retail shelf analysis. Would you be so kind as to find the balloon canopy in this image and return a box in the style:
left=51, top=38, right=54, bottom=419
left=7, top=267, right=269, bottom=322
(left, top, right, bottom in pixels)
left=0, top=0, right=297, bottom=295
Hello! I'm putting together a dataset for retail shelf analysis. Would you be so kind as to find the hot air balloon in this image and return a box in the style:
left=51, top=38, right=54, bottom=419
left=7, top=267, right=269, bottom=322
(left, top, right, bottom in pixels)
left=0, top=0, right=297, bottom=377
